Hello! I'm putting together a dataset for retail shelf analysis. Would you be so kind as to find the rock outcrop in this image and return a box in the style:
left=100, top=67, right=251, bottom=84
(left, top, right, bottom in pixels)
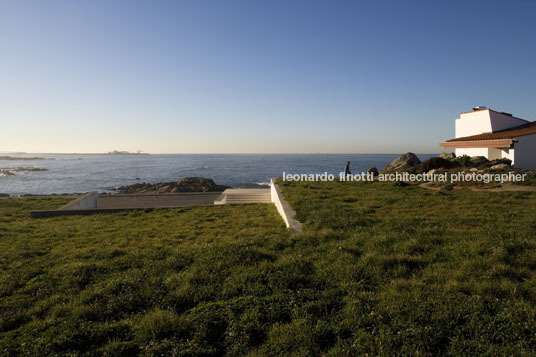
left=0, top=156, right=46, bottom=161
left=439, top=152, right=456, bottom=160
left=413, top=157, right=460, bottom=174
left=487, top=158, right=512, bottom=168
left=0, top=167, right=48, bottom=176
left=381, top=153, right=466, bottom=175
left=470, top=156, right=489, bottom=166
left=381, top=153, right=421, bottom=174
left=367, top=167, right=379, bottom=176
left=117, top=177, right=229, bottom=194
left=490, top=163, right=511, bottom=170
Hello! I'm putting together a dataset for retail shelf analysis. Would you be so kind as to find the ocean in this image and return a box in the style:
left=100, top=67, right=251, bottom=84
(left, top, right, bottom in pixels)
left=0, top=153, right=436, bottom=195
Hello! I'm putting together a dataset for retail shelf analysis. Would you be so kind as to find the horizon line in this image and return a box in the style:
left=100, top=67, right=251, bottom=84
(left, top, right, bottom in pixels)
left=1, top=151, right=444, bottom=155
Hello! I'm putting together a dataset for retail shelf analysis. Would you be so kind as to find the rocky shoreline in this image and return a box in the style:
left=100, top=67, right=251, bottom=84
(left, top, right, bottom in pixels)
left=0, top=177, right=229, bottom=198
left=2, top=156, right=532, bottom=198
left=0, top=167, right=48, bottom=177
left=379, top=152, right=513, bottom=175
left=0, top=156, right=47, bottom=161
left=374, top=151, right=536, bottom=191
left=115, top=177, right=229, bottom=194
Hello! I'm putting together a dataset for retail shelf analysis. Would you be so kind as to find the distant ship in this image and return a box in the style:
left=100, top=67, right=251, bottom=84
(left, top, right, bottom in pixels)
left=107, top=150, right=149, bottom=155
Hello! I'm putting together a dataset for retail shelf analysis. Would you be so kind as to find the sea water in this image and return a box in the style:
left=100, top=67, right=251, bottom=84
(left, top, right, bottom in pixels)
left=0, top=153, right=436, bottom=195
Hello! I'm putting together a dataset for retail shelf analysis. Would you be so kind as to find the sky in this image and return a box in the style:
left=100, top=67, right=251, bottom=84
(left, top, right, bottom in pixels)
left=1, top=0, right=535, bottom=154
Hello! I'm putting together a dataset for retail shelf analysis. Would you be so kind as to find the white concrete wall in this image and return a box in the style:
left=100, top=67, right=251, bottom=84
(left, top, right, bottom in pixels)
left=60, top=192, right=98, bottom=210
left=513, top=134, right=536, bottom=169
left=270, top=178, right=302, bottom=233
left=271, top=179, right=291, bottom=228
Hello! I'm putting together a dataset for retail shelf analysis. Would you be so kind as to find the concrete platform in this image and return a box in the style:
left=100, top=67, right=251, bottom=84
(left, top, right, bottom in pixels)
left=30, top=184, right=302, bottom=235
left=98, top=192, right=221, bottom=209
left=30, top=192, right=222, bottom=218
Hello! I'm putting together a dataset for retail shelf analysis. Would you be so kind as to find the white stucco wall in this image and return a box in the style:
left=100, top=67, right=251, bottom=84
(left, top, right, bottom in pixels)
left=501, top=148, right=515, bottom=163
left=456, top=110, right=493, bottom=138
left=487, top=148, right=515, bottom=162
left=489, top=111, right=528, bottom=132
left=456, top=110, right=527, bottom=139
left=451, top=109, right=531, bottom=165
left=456, top=147, right=515, bottom=162
left=487, top=148, right=501, bottom=160
left=513, top=134, right=536, bottom=169
left=455, top=148, right=489, bottom=157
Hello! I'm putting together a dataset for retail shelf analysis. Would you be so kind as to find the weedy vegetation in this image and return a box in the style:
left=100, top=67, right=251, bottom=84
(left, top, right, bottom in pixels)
left=1, top=181, right=535, bottom=355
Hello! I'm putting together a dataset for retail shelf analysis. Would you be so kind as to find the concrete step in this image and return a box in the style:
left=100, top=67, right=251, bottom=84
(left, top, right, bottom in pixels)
left=213, top=188, right=271, bottom=205
left=225, top=199, right=271, bottom=204
left=225, top=195, right=271, bottom=200
left=224, top=196, right=271, bottom=202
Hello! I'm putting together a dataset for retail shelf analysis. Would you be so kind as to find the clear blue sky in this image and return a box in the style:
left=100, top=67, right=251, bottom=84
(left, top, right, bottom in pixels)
left=1, top=0, right=535, bottom=153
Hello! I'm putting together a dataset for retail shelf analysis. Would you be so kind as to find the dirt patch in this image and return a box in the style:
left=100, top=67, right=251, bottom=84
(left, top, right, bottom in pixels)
left=419, top=182, right=536, bottom=193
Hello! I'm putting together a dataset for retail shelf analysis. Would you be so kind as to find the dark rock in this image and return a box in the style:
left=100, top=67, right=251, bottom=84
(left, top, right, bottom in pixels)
left=1, top=167, right=48, bottom=176
left=367, top=167, right=379, bottom=176
left=487, top=158, right=512, bottom=167
left=413, top=157, right=461, bottom=174
left=381, top=153, right=421, bottom=173
left=0, top=156, right=46, bottom=160
left=394, top=181, right=409, bottom=187
left=176, top=177, right=228, bottom=192
left=116, top=177, right=229, bottom=194
left=0, top=169, right=15, bottom=176
left=471, top=156, right=489, bottom=166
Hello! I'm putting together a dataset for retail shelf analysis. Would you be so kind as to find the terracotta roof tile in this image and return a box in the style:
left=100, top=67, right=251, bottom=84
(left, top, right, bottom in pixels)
left=447, top=121, right=536, bottom=142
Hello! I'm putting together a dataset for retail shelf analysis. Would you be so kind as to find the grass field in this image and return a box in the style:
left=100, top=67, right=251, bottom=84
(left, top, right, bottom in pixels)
left=1, top=182, right=536, bottom=355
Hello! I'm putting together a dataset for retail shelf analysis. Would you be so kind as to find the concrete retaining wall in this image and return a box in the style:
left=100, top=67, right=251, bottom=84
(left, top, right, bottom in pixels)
left=270, top=178, right=302, bottom=234
left=60, top=192, right=98, bottom=210
left=31, top=192, right=99, bottom=218
left=31, top=207, right=133, bottom=218
left=30, top=192, right=221, bottom=218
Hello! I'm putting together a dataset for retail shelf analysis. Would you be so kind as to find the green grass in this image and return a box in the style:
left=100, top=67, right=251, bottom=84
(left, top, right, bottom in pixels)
left=1, top=182, right=536, bottom=355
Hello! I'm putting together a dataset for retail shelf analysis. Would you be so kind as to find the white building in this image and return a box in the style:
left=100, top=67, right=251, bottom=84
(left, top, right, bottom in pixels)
left=441, top=107, right=536, bottom=169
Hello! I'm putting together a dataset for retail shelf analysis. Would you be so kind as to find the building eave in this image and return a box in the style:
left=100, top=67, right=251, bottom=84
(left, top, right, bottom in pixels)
left=440, top=139, right=513, bottom=149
